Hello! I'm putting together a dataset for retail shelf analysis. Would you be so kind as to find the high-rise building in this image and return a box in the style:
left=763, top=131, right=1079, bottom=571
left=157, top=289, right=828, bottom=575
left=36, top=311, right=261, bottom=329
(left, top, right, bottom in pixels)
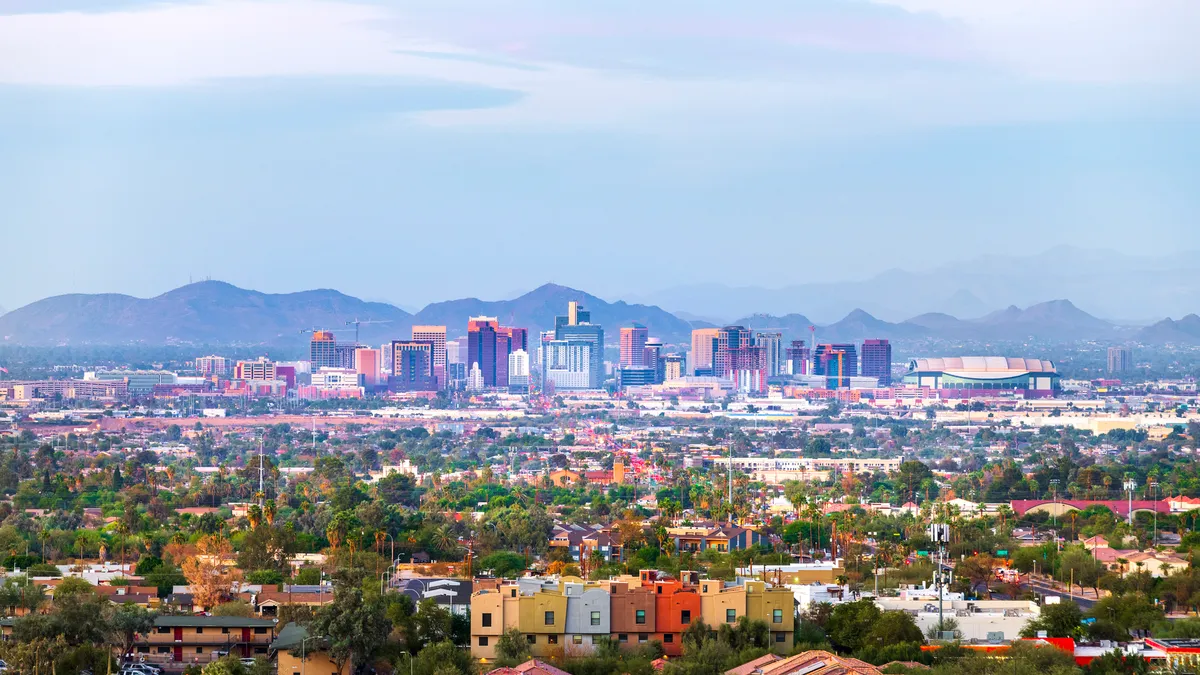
left=756, top=332, right=784, bottom=377
left=446, top=337, right=467, bottom=365
left=860, top=339, right=892, bottom=386
left=380, top=343, right=394, bottom=375
left=715, top=326, right=767, bottom=394
left=390, top=341, right=435, bottom=391
left=1107, top=346, right=1132, bottom=375
left=813, top=343, right=858, bottom=388
left=195, top=355, right=231, bottom=377
left=310, top=330, right=356, bottom=369
left=234, top=357, right=277, bottom=381
left=620, top=325, right=649, bottom=367
left=663, top=353, right=686, bottom=381
left=500, top=326, right=528, bottom=353
left=411, top=326, right=447, bottom=389
left=691, top=328, right=719, bottom=376
left=644, top=338, right=664, bottom=382
left=553, top=302, right=604, bottom=389
left=467, top=317, right=499, bottom=387
left=541, top=339, right=594, bottom=390
left=508, top=349, right=530, bottom=393
left=355, top=348, right=381, bottom=387
left=785, top=340, right=810, bottom=375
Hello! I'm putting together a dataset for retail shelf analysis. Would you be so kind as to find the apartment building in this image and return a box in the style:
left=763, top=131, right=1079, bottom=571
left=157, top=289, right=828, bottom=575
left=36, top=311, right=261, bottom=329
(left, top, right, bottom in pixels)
left=138, top=616, right=277, bottom=664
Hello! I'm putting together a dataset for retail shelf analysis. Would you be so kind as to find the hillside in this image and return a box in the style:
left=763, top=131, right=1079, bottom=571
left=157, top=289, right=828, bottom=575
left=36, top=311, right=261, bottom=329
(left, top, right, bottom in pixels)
left=974, top=299, right=1117, bottom=339
left=0, top=281, right=413, bottom=346
left=413, top=283, right=694, bottom=343
left=1136, top=314, right=1200, bottom=344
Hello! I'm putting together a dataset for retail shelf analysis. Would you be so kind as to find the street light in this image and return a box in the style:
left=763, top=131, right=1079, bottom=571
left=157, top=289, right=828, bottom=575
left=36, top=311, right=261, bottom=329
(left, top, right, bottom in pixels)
left=299, top=635, right=328, bottom=675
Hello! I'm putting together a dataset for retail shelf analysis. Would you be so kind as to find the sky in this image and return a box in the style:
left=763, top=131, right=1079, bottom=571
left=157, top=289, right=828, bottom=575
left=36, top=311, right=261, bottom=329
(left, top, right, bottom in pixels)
left=2, top=0, right=1199, bottom=312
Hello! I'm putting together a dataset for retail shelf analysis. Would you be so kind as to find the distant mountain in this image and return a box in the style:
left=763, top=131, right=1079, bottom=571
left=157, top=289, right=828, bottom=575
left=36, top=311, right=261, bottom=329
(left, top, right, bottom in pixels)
left=629, top=246, right=1200, bottom=322
left=0, top=281, right=413, bottom=346
left=974, top=299, right=1119, bottom=339
left=412, top=283, right=695, bottom=343
left=730, top=313, right=817, bottom=338
left=1136, top=315, right=1200, bottom=344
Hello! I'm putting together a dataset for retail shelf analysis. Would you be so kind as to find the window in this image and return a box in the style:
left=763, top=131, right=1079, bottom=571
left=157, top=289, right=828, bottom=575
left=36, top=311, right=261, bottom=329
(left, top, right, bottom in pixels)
left=638, top=634, right=648, bottom=643
left=526, top=635, right=536, bottom=645
left=547, top=635, right=558, bottom=645
left=255, top=648, right=267, bottom=654
left=702, top=584, right=709, bottom=593
left=657, top=586, right=663, bottom=594
left=591, top=611, right=601, bottom=626
left=196, top=628, right=204, bottom=634
left=664, top=634, right=673, bottom=643
left=157, top=627, right=170, bottom=634
left=635, top=610, right=646, bottom=625
left=618, top=634, right=628, bottom=643
left=726, top=609, right=736, bottom=623
left=157, top=647, right=170, bottom=654
left=255, top=628, right=268, bottom=634
left=773, top=609, right=783, bottom=624
left=775, top=633, right=785, bottom=643
left=545, top=611, right=555, bottom=625
left=680, top=610, right=691, bottom=624
left=511, top=589, right=517, bottom=598
left=482, top=613, right=493, bottom=628
left=478, top=637, right=489, bottom=647
left=573, top=635, right=583, bottom=645
left=222, top=628, right=230, bottom=634
left=196, top=648, right=203, bottom=654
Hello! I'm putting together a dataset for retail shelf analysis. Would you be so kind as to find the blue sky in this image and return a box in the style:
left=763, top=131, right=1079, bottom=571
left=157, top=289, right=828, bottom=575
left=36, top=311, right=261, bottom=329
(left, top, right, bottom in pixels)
left=1, top=0, right=1198, bottom=311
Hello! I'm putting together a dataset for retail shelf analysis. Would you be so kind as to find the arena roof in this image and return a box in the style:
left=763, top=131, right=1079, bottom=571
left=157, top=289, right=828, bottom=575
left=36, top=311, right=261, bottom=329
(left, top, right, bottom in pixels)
left=909, top=357, right=1056, bottom=374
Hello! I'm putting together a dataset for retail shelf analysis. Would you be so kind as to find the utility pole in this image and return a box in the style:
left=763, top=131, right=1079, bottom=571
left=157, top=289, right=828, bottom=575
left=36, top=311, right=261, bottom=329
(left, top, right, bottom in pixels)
left=1050, top=479, right=1060, bottom=526
left=258, top=432, right=265, bottom=507
left=1150, top=479, right=1158, bottom=547
left=1124, top=476, right=1137, bottom=526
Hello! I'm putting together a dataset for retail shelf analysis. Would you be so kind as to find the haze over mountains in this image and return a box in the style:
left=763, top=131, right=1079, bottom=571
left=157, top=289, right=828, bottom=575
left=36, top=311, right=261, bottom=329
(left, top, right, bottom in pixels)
left=2, top=279, right=1200, bottom=348
left=627, top=246, right=1200, bottom=324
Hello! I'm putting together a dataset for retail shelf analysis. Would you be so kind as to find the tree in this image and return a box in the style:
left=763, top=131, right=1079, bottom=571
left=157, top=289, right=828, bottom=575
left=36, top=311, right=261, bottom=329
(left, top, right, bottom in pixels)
left=308, top=571, right=392, bottom=675
left=495, top=628, right=530, bottom=664
left=412, top=640, right=473, bottom=675
left=109, top=603, right=155, bottom=660
left=213, top=600, right=254, bottom=617
left=894, top=461, right=933, bottom=503
left=1020, top=601, right=1084, bottom=639
left=181, top=535, right=242, bottom=610
left=826, top=600, right=882, bottom=653
left=864, top=611, right=924, bottom=649
left=478, top=552, right=526, bottom=578
left=955, top=554, right=995, bottom=598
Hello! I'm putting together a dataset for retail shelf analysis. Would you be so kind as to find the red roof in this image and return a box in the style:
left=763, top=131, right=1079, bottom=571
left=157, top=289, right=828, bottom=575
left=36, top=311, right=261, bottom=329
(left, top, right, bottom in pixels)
left=486, top=660, right=573, bottom=675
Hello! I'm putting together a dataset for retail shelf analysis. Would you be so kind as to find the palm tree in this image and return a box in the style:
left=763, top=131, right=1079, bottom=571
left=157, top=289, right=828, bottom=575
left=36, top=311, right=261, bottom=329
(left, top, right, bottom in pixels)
left=37, top=529, right=51, bottom=564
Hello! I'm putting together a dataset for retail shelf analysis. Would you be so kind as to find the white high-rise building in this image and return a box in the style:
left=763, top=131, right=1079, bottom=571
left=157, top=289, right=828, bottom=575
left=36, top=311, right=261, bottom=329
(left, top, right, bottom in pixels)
left=756, top=332, right=784, bottom=377
left=541, top=340, right=593, bottom=391
left=508, top=349, right=530, bottom=392
left=467, top=362, right=485, bottom=391
left=380, top=343, right=394, bottom=375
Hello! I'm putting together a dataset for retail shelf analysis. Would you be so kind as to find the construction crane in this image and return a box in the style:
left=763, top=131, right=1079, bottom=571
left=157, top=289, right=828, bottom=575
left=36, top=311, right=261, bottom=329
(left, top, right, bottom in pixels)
left=346, top=318, right=392, bottom=344
left=298, top=327, right=353, bottom=336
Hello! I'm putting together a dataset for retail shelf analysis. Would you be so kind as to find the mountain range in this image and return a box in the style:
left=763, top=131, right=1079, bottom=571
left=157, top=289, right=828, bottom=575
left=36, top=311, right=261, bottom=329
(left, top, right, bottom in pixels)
left=4, top=280, right=1200, bottom=348
left=626, top=246, right=1200, bottom=323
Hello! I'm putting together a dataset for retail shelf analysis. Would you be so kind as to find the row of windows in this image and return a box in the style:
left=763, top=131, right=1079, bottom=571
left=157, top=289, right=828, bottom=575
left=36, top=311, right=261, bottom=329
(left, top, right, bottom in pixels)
left=488, top=608, right=781, bottom=630
left=155, top=627, right=270, bottom=635
left=480, top=631, right=787, bottom=647
left=153, top=647, right=269, bottom=655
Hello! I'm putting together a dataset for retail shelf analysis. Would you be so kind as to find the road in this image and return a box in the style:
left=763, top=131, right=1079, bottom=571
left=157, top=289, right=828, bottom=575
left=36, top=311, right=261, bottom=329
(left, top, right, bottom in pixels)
left=1024, top=578, right=1099, bottom=610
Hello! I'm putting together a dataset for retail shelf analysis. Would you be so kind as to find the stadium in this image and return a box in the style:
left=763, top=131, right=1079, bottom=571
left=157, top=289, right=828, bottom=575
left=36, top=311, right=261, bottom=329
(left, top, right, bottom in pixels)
left=902, top=356, right=1060, bottom=398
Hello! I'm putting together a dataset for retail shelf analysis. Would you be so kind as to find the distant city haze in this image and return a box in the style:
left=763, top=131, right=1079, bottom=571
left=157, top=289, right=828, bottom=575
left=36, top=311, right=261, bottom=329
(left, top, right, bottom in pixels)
left=2, top=1, right=1198, bottom=316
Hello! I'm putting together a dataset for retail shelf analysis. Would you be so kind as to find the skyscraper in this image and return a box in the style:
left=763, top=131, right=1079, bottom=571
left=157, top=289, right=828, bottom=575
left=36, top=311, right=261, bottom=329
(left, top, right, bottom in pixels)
left=467, top=317, right=499, bottom=387
left=553, top=302, right=604, bottom=389
left=813, top=343, right=858, bottom=388
left=715, top=326, right=766, bottom=394
left=1107, top=346, right=1132, bottom=375
left=620, top=325, right=649, bottom=367
left=355, top=348, right=381, bottom=387
left=756, top=332, right=784, bottom=377
left=860, top=339, right=892, bottom=386
left=391, top=341, right=434, bottom=391
left=691, top=328, right=719, bottom=376
left=785, top=340, right=810, bottom=375
left=508, top=349, right=530, bottom=393
left=663, top=353, right=686, bottom=381
left=644, top=338, right=664, bottom=383
left=411, top=325, right=447, bottom=389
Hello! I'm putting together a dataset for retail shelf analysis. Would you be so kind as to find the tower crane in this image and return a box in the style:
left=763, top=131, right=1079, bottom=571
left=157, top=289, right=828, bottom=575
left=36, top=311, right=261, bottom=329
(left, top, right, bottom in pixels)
left=345, top=318, right=393, bottom=344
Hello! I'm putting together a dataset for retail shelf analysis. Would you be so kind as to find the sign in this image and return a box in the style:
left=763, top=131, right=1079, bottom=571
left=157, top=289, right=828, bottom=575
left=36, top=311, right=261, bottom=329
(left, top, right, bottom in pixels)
left=996, top=550, right=1008, bottom=556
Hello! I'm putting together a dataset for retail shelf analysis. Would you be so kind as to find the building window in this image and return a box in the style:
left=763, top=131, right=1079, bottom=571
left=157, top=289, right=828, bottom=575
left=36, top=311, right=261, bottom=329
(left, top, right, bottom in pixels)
left=664, top=634, right=673, bottom=643
left=222, top=628, right=230, bottom=634
left=511, top=589, right=517, bottom=598
left=726, top=609, right=736, bottom=623
left=196, top=648, right=203, bottom=654
left=618, top=634, right=628, bottom=643
left=157, top=647, right=170, bottom=654
left=545, top=611, right=555, bottom=625
left=635, top=610, right=646, bottom=625
left=157, top=627, right=170, bottom=634
left=547, top=635, right=558, bottom=645
left=196, top=628, right=204, bottom=634
left=680, top=611, right=691, bottom=624
left=638, top=634, right=648, bottom=643
left=591, top=611, right=601, bottom=626
left=773, top=609, right=783, bottom=624
left=657, top=587, right=663, bottom=594
left=255, top=628, right=268, bottom=634
left=526, top=635, right=536, bottom=645
left=478, top=637, right=489, bottom=647
left=573, top=635, right=583, bottom=645
left=482, top=613, right=492, bottom=628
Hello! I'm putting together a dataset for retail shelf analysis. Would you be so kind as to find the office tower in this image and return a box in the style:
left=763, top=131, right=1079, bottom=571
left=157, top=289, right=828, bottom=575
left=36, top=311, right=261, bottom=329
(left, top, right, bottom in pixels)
left=663, top=353, right=685, bottom=381
left=355, top=348, right=381, bottom=386
left=495, top=331, right=512, bottom=391
left=542, top=339, right=594, bottom=390
left=691, top=328, right=719, bottom=376
left=644, top=338, right=664, bottom=383
left=715, top=326, right=767, bottom=394
left=620, top=325, right=649, bottom=367
left=508, top=349, right=530, bottom=393
left=756, top=332, right=784, bottom=377
left=391, top=341, right=434, bottom=391
left=813, top=343, right=858, bottom=388
left=1107, top=346, right=1132, bottom=375
left=310, top=330, right=356, bottom=369
left=500, top=326, right=528, bottom=353
left=860, top=339, right=892, bottom=386
left=467, top=317, right=499, bottom=387
left=380, top=343, right=394, bottom=375
left=467, top=363, right=485, bottom=391
left=234, top=357, right=277, bottom=381
left=195, top=355, right=231, bottom=377
left=411, top=326, right=447, bottom=388
left=553, top=302, right=604, bottom=389
left=785, top=340, right=810, bottom=375
left=446, top=337, right=466, bottom=365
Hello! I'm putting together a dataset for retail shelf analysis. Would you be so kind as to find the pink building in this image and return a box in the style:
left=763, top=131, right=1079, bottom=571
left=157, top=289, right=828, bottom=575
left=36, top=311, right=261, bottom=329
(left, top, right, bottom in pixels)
left=355, top=348, right=381, bottom=386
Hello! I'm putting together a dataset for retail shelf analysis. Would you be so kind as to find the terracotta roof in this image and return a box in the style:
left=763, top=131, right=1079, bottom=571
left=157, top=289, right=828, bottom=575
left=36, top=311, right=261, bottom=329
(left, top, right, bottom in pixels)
left=725, top=654, right=782, bottom=675
left=755, top=651, right=881, bottom=675
left=486, top=660, right=573, bottom=675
